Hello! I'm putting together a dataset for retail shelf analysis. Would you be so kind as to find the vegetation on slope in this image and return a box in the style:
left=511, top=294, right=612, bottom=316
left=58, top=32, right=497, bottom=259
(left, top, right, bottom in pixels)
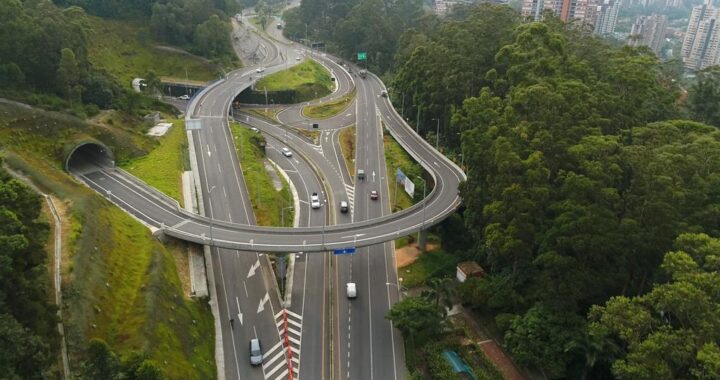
left=383, top=128, right=426, bottom=212
left=86, top=16, right=219, bottom=88
left=57, top=0, right=239, bottom=63
left=0, top=102, right=215, bottom=379
left=122, top=119, right=188, bottom=205
left=0, top=163, right=59, bottom=379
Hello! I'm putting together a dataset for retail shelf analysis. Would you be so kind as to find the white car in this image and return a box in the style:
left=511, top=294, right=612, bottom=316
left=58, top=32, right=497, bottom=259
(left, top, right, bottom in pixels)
left=255, top=67, right=265, bottom=73
left=250, top=127, right=259, bottom=133
left=296, top=56, right=301, bottom=61
left=311, top=192, right=321, bottom=209
left=178, top=94, right=190, bottom=100
left=281, top=147, right=292, bottom=157
left=346, top=282, right=357, bottom=298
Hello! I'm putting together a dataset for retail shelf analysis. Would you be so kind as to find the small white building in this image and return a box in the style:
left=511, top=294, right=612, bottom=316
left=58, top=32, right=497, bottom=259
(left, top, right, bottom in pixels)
left=456, top=261, right=484, bottom=283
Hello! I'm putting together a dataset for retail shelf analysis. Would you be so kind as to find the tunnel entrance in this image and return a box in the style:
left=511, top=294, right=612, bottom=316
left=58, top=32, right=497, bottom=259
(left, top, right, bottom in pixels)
left=66, top=142, right=115, bottom=174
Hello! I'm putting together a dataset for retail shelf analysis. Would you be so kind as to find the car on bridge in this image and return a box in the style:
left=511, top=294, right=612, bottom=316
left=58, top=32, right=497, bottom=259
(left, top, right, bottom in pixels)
left=370, top=190, right=379, bottom=200
left=340, top=200, right=349, bottom=213
left=311, top=192, right=321, bottom=209
left=281, top=147, right=293, bottom=157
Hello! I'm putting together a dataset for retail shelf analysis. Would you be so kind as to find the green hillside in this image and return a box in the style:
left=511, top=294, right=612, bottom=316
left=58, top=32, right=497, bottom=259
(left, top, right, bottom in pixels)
left=86, top=16, right=219, bottom=88
left=0, top=102, right=215, bottom=379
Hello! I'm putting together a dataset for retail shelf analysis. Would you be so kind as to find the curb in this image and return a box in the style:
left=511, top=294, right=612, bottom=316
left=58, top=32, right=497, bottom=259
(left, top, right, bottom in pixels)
left=186, top=130, right=226, bottom=380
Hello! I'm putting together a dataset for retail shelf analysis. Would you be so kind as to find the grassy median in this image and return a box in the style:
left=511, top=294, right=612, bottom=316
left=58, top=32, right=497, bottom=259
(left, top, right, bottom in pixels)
left=303, top=89, right=355, bottom=119
left=339, top=125, right=356, bottom=177
left=230, top=123, right=294, bottom=226
left=255, top=59, right=333, bottom=101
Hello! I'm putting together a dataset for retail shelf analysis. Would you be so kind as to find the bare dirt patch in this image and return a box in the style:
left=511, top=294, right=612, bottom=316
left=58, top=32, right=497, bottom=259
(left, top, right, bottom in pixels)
left=479, top=341, right=525, bottom=380
left=395, top=243, right=439, bottom=268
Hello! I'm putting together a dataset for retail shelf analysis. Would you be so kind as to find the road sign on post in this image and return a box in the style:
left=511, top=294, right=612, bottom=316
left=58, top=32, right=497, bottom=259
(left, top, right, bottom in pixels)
left=333, top=247, right=356, bottom=255
left=357, top=51, right=367, bottom=61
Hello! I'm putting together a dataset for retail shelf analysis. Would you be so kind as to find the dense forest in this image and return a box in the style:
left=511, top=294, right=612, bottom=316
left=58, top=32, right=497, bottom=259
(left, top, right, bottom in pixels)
left=0, top=163, right=58, bottom=378
left=285, top=2, right=720, bottom=378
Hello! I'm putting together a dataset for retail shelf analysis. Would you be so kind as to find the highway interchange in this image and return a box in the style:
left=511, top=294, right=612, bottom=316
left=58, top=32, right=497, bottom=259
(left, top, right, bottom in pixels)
left=68, top=10, right=465, bottom=380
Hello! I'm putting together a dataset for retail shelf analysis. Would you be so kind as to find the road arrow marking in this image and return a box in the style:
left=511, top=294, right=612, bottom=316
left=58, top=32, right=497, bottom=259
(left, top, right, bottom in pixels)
left=247, top=259, right=260, bottom=278
left=372, top=171, right=376, bottom=182
left=236, top=297, right=244, bottom=326
left=257, top=293, right=270, bottom=314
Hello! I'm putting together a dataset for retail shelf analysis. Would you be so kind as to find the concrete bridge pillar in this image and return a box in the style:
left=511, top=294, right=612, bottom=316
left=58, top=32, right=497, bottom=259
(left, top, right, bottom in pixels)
left=417, top=229, right=428, bottom=252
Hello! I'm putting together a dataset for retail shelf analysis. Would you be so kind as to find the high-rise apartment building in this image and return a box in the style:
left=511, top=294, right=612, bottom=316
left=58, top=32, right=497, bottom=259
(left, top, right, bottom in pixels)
left=628, top=14, right=668, bottom=54
left=593, top=0, right=621, bottom=35
left=681, top=0, right=720, bottom=70
left=522, top=0, right=590, bottom=21
left=521, top=0, right=618, bottom=35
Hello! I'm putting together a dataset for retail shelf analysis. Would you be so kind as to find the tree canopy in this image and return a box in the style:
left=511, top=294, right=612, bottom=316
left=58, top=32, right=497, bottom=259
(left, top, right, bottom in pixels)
left=590, top=233, right=720, bottom=379
left=0, top=163, right=58, bottom=378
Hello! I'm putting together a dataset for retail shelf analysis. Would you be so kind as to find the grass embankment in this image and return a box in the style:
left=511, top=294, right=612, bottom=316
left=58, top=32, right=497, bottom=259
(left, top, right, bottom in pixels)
left=256, top=59, right=333, bottom=101
left=339, top=126, right=356, bottom=177
left=230, top=123, right=294, bottom=226
left=246, top=108, right=280, bottom=121
left=292, top=127, right=321, bottom=143
left=399, top=248, right=457, bottom=287
left=303, top=90, right=355, bottom=119
left=121, top=119, right=188, bottom=205
left=383, top=125, right=429, bottom=248
left=383, top=128, right=426, bottom=212
left=0, top=103, right=215, bottom=379
left=86, top=16, right=218, bottom=88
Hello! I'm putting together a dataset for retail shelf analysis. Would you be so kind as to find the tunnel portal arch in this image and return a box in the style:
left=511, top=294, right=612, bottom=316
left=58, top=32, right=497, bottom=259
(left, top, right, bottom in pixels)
left=65, top=141, right=116, bottom=173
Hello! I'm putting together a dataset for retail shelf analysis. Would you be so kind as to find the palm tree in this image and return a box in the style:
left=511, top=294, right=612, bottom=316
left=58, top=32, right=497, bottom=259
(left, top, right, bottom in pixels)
left=421, top=277, right=455, bottom=316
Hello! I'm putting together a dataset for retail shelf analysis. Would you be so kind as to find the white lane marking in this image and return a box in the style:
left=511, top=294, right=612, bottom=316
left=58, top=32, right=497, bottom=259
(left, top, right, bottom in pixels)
left=257, top=292, right=270, bottom=313
left=243, top=281, right=249, bottom=298
left=271, top=369, right=289, bottom=380
left=235, top=297, right=244, bottom=326
left=247, top=259, right=260, bottom=278
left=263, top=350, right=286, bottom=370
left=207, top=145, right=211, bottom=157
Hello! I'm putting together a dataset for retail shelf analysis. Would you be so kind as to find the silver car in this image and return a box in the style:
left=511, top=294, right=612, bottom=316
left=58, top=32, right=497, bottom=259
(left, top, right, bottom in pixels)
left=249, top=338, right=263, bottom=365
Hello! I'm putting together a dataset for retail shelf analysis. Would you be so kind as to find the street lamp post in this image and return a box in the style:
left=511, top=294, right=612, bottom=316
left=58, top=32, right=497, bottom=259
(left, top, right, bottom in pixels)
left=208, top=185, right=217, bottom=245
left=432, top=118, right=440, bottom=150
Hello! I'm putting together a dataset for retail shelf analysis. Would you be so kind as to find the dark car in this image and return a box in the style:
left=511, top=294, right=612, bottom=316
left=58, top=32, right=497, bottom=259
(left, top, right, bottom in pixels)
left=370, top=190, right=378, bottom=200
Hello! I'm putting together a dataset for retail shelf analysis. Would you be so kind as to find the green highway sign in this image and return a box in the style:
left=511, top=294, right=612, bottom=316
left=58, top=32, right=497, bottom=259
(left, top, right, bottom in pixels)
left=357, top=51, right=367, bottom=61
